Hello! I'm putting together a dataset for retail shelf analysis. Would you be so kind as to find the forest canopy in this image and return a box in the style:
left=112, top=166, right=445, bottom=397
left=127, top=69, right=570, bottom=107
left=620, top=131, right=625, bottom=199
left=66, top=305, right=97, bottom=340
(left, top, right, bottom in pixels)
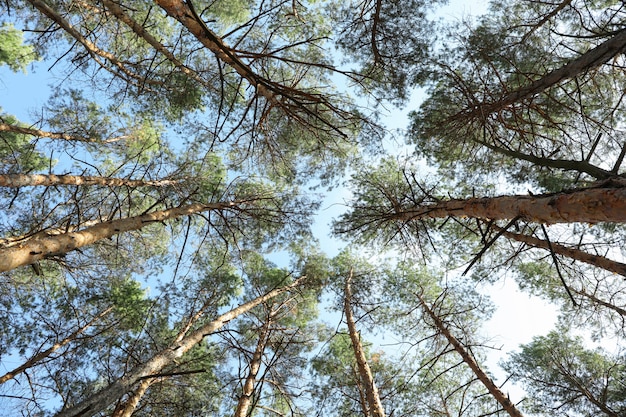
left=1, top=1, right=625, bottom=416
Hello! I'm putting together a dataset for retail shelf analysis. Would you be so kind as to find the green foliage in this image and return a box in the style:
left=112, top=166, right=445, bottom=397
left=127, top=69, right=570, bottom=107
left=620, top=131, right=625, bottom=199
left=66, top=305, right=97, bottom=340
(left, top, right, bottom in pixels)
left=503, top=330, right=626, bottom=417
left=0, top=112, right=51, bottom=174
left=0, top=23, right=37, bottom=72
left=105, top=277, right=150, bottom=331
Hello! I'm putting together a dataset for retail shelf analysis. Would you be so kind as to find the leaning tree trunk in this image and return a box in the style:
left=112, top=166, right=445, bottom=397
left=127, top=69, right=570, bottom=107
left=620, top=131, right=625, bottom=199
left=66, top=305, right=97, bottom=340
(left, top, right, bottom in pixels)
left=0, top=307, right=112, bottom=384
left=0, top=173, right=178, bottom=188
left=463, top=27, right=626, bottom=118
left=55, top=276, right=306, bottom=417
left=110, top=378, right=156, bottom=417
left=0, top=201, right=243, bottom=272
left=344, top=270, right=386, bottom=417
left=416, top=293, right=525, bottom=417
left=495, top=225, right=626, bottom=277
left=234, top=312, right=274, bottom=417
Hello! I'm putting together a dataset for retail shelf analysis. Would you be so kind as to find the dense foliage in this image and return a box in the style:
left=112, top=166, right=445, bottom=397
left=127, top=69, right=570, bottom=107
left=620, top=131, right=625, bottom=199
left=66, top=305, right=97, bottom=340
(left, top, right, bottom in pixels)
left=1, top=0, right=625, bottom=416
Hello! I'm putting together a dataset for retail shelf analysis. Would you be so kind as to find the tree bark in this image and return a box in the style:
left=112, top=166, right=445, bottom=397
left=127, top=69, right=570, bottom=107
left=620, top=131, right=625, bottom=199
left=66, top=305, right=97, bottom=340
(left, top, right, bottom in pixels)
left=0, top=173, right=178, bottom=188
left=344, top=270, right=386, bottom=417
left=99, top=0, right=218, bottom=93
left=234, top=313, right=273, bottom=417
left=473, top=27, right=626, bottom=116
left=0, top=308, right=112, bottom=384
left=475, top=140, right=618, bottom=180
left=416, top=293, right=525, bottom=417
left=27, top=0, right=154, bottom=86
left=391, top=186, right=626, bottom=225
left=496, top=225, right=626, bottom=277
left=0, top=201, right=243, bottom=272
left=55, top=276, right=306, bottom=417
left=110, top=378, right=156, bottom=417
left=0, top=122, right=124, bottom=143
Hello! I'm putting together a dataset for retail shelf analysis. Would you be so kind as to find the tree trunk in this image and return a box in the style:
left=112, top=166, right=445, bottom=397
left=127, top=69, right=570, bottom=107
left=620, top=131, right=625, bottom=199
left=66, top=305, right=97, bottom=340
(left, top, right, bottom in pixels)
left=110, top=378, right=156, bottom=417
left=0, top=201, right=242, bottom=272
left=234, top=313, right=273, bottom=417
left=416, top=293, right=525, bottom=417
left=55, top=276, right=306, bottom=417
left=344, top=270, right=386, bottom=417
left=100, top=0, right=217, bottom=93
left=0, top=173, right=178, bottom=188
left=475, top=140, right=618, bottom=180
left=0, top=308, right=112, bottom=384
left=471, top=27, right=626, bottom=116
left=392, top=185, right=626, bottom=225
left=496, top=225, right=626, bottom=277
left=0, top=122, right=125, bottom=143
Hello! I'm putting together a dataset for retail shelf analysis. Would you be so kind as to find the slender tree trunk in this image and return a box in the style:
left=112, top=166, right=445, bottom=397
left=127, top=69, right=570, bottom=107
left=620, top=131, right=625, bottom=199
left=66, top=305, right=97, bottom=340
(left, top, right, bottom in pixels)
left=344, top=270, right=386, bottom=417
left=27, top=0, right=156, bottom=86
left=391, top=185, right=626, bottom=225
left=0, top=201, right=242, bottom=272
left=55, top=276, right=306, bottom=417
left=416, top=293, right=525, bottom=417
left=234, top=313, right=273, bottom=417
left=110, top=378, right=156, bottom=417
left=0, top=173, right=178, bottom=188
left=0, top=122, right=125, bottom=143
left=475, top=140, right=617, bottom=180
left=100, top=0, right=217, bottom=93
left=495, top=225, right=626, bottom=277
left=473, top=27, right=626, bottom=116
left=0, top=308, right=112, bottom=384
left=571, top=287, right=626, bottom=317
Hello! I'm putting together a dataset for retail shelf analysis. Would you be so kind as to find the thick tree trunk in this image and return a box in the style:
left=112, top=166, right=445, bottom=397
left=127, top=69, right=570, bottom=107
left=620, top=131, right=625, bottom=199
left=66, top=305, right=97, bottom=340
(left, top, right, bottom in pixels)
left=496, top=225, right=626, bottom=277
left=234, top=314, right=273, bottom=417
left=344, top=271, right=386, bottom=417
left=416, top=293, right=525, bottom=417
left=392, top=185, right=626, bottom=225
left=55, top=277, right=305, bottom=417
left=0, top=173, right=178, bottom=188
left=0, top=308, right=112, bottom=384
left=0, top=201, right=241, bottom=272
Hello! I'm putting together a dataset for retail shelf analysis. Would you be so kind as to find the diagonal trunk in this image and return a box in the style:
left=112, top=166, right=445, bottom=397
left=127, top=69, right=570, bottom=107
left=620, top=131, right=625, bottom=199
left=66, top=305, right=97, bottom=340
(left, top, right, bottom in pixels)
left=99, top=0, right=218, bottom=94
left=27, top=0, right=154, bottom=86
left=391, top=185, right=626, bottom=225
left=416, top=293, right=525, bottom=417
left=344, top=270, right=386, bottom=417
left=234, top=314, right=273, bottom=417
left=0, top=201, right=243, bottom=272
left=473, top=28, right=626, bottom=116
left=55, top=276, right=306, bottom=417
left=495, top=225, right=626, bottom=277
left=0, top=308, right=112, bottom=384
left=110, top=378, right=156, bottom=417
left=0, top=173, right=179, bottom=188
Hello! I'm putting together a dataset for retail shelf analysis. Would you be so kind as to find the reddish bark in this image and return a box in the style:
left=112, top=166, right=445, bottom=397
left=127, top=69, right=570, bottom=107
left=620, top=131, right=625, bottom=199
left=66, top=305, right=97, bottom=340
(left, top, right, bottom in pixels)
left=393, top=186, right=626, bottom=225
